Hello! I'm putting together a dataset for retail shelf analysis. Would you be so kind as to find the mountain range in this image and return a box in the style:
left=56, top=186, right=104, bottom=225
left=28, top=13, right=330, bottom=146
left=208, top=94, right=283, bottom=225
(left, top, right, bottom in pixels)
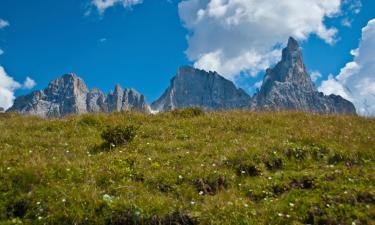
left=7, top=38, right=356, bottom=117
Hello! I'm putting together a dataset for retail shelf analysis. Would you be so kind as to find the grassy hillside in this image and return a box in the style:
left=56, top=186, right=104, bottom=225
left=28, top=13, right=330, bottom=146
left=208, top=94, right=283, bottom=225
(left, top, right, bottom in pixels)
left=0, top=110, right=374, bottom=225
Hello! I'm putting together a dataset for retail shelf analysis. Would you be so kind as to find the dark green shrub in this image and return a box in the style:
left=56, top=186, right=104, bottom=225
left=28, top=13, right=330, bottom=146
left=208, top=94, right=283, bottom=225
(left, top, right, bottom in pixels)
left=171, top=107, right=205, bottom=118
left=101, top=125, right=137, bottom=147
left=264, top=157, right=284, bottom=171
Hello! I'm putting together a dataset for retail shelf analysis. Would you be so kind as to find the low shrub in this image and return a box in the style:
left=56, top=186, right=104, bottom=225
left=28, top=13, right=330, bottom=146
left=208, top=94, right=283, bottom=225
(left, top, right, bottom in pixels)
left=101, top=125, right=138, bottom=148
left=171, top=107, right=205, bottom=118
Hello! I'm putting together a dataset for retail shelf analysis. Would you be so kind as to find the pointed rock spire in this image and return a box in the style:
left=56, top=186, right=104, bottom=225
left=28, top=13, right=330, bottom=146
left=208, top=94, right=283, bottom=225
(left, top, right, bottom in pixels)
left=252, top=37, right=356, bottom=115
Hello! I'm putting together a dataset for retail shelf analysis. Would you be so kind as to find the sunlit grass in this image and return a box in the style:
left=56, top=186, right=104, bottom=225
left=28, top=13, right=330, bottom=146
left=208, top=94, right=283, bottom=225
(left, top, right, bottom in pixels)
left=0, top=110, right=374, bottom=224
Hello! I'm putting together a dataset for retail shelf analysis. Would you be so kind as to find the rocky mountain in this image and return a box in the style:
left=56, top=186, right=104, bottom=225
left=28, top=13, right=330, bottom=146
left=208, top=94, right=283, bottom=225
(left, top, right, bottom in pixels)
left=251, top=37, right=356, bottom=114
left=7, top=37, right=357, bottom=117
left=151, top=66, right=252, bottom=112
left=7, top=74, right=151, bottom=117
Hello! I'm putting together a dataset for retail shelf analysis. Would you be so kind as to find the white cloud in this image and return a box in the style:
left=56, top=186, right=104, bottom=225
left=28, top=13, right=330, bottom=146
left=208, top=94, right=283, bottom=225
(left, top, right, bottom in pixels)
left=0, top=67, right=37, bottom=110
left=0, top=19, right=9, bottom=29
left=341, top=18, right=352, bottom=28
left=310, top=71, right=322, bottom=82
left=0, top=66, right=21, bottom=110
left=319, top=19, right=375, bottom=116
left=0, top=49, right=3, bottom=56
left=23, top=77, right=37, bottom=89
left=91, top=0, right=143, bottom=14
left=253, top=80, right=263, bottom=89
left=178, top=0, right=343, bottom=80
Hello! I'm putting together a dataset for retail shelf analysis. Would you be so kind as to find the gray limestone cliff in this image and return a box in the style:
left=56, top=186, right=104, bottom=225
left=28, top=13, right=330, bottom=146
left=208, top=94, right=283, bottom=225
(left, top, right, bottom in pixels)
left=251, top=37, right=356, bottom=114
left=7, top=74, right=151, bottom=117
left=151, top=66, right=252, bottom=112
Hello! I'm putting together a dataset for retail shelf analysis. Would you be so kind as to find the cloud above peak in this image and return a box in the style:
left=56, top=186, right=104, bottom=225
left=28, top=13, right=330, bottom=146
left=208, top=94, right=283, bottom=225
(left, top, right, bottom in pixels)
left=178, top=0, right=346, bottom=79
left=319, top=18, right=375, bottom=116
left=91, top=0, right=143, bottom=14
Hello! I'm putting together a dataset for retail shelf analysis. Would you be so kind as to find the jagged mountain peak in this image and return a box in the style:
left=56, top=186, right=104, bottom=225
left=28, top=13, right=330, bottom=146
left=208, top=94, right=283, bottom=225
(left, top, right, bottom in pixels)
left=114, top=83, right=123, bottom=93
left=287, top=37, right=299, bottom=51
left=8, top=74, right=151, bottom=117
left=253, top=37, right=356, bottom=114
left=151, top=65, right=251, bottom=112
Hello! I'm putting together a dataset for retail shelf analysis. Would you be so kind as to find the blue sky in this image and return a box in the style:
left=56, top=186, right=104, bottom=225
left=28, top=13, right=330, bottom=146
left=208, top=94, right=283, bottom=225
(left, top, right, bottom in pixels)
left=0, top=0, right=374, bottom=114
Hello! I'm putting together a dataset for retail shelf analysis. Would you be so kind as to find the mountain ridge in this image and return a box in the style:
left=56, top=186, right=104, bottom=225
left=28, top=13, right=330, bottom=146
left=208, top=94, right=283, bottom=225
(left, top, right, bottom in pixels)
left=7, top=73, right=151, bottom=117
left=7, top=37, right=357, bottom=117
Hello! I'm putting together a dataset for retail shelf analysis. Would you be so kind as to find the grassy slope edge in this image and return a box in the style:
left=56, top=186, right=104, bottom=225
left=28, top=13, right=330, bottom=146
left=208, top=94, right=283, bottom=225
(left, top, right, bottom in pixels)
left=0, top=111, right=374, bottom=225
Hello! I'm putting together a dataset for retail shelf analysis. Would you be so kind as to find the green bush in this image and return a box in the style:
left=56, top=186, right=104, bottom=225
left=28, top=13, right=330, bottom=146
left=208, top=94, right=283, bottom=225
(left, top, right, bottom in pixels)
left=101, top=125, right=137, bottom=147
left=171, top=107, right=205, bottom=118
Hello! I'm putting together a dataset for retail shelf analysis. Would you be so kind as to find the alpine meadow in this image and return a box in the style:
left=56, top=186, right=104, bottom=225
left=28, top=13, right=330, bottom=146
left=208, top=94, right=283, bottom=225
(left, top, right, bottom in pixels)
left=1, top=0, right=375, bottom=224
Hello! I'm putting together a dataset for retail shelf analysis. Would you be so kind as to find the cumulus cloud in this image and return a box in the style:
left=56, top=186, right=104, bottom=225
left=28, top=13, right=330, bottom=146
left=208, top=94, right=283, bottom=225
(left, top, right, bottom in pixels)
left=310, top=71, right=322, bottom=82
left=23, top=77, right=37, bottom=89
left=0, top=66, right=21, bottom=110
left=319, top=19, right=375, bottom=116
left=0, top=67, right=37, bottom=110
left=91, top=0, right=143, bottom=14
left=178, top=0, right=344, bottom=80
left=0, top=19, right=9, bottom=29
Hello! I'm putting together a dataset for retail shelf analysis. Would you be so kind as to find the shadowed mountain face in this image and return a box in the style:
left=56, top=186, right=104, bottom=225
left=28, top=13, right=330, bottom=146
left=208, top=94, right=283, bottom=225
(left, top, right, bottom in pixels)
left=7, top=74, right=151, bottom=117
left=251, top=37, right=356, bottom=114
left=151, top=66, right=252, bottom=112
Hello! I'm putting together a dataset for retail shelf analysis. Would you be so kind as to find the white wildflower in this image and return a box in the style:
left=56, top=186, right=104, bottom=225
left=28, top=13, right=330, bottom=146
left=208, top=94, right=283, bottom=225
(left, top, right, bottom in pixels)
left=103, top=194, right=114, bottom=203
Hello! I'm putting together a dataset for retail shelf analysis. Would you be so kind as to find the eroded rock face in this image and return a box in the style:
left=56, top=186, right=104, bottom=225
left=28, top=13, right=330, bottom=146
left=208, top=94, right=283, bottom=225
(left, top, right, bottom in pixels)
left=252, top=37, right=356, bottom=115
left=7, top=74, right=151, bottom=117
left=151, top=66, right=252, bottom=112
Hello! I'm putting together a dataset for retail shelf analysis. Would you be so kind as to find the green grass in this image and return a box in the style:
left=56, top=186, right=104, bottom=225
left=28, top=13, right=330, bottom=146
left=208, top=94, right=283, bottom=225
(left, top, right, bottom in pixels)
left=0, top=110, right=374, bottom=225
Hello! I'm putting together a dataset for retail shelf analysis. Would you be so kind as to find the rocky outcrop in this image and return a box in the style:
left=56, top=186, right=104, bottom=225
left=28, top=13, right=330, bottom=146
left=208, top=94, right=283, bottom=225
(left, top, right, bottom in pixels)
left=151, top=66, right=252, bottom=112
left=251, top=37, right=356, bottom=115
left=7, top=74, right=151, bottom=117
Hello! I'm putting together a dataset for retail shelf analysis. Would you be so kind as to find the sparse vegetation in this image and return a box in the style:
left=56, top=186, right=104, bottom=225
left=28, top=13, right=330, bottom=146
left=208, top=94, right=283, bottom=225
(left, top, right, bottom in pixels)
left=0, top=111, right=374, bottom=224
